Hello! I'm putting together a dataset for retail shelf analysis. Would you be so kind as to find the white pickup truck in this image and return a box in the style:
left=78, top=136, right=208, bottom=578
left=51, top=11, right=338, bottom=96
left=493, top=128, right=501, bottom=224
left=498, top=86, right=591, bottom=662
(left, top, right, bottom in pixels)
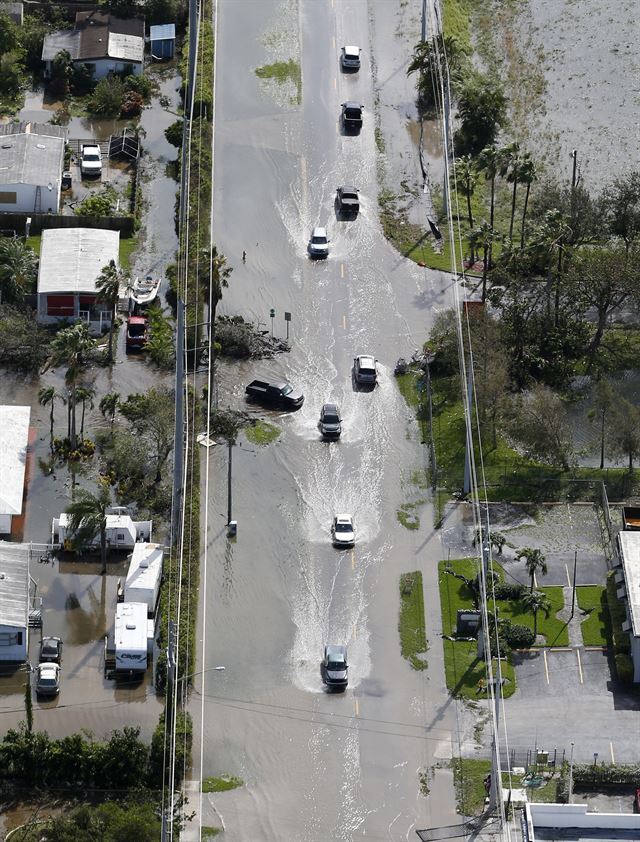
left=80, top=143, right=102, bottom=178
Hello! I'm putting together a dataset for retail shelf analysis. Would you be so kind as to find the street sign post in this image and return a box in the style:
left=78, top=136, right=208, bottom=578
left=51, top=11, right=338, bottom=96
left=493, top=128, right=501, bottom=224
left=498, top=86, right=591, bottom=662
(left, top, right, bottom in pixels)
left=270, top=308, right=275, bottom=336
left=284, top=311, right=291, bottom=340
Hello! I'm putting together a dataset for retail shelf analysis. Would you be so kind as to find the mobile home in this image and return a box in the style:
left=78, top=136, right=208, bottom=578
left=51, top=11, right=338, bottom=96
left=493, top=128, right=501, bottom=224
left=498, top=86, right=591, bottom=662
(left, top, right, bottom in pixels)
left=114, top=602, right=148, bottom=673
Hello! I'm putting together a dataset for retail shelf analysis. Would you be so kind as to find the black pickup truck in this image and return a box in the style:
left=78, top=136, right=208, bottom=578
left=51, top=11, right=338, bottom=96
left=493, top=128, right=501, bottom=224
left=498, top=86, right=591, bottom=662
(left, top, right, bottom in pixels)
left=336, top=186, right=360, bottom=217
left=245, top=379, right=304, bottom=409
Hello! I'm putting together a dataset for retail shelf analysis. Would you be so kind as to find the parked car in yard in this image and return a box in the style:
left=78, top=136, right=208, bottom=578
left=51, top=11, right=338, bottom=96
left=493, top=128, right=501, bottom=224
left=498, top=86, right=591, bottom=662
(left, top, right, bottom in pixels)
left=80, top=143, right=102, bottom=178
left=36, top=662, right=60, bottom=697
left=40, top=636, right=62, bottom=664
left=331, top=514, right=355, bottom=547
left=336, top=186, right=359, bottom=218
left=341, top=101, right=363, bottom=133
left=353, top=354, right=377, bottom=386
left=319, top=403, right=342, bottom=438
left=340, top=45, right=361, bottom=71
left=126, top=315, right=149, bottom=351
left=321, top=644, right=348, bottom=691
left=245, top=379, right=304, bottom=409
left=308, top=226, right=330, bottom=259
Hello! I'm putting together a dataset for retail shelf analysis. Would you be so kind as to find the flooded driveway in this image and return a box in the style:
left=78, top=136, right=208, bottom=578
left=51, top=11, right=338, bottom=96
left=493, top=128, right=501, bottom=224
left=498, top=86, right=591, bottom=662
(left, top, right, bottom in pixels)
left=193, top=0, right=459, bottom=839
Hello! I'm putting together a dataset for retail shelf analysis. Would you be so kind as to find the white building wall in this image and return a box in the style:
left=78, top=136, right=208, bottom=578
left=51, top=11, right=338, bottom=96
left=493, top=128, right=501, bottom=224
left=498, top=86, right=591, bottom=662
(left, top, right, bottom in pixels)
left=83, top=58, right=143, bottom=80
left=0, top=623, right=28, bottom=662
left=0, top=515, right=11, bottom=535
left=528, top=802, right=640, bottom=835
left=0, top=182, right=59, bottom=214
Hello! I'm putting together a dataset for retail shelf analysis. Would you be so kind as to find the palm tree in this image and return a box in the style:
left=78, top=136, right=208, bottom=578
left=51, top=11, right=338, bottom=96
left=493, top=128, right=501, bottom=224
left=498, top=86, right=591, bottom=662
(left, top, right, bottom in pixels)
left=95, top=260, right=127, bottom=365
left=0, top=239, right=38, bottom=304
left=75, top=385, right=95, bottom=441
left=470, top=221, right=495, bottom=301
left=407, top=35, right=465, bottom=109
left=64, top=486, right=112, bottom=574
left=520, top=589, right=551, bottom=640
left=47, top=323, right=94, bottom=451
left=516, top=547, right=548, bottom=591
left=38, top=386, right=67, bottom=445
left=99, top=392, right=120, bottom=431
left=498, top=142, right=520, bottom=242
left=518, top=153, right=537, bottom=249
left=457, top=155, right=477, bottom=232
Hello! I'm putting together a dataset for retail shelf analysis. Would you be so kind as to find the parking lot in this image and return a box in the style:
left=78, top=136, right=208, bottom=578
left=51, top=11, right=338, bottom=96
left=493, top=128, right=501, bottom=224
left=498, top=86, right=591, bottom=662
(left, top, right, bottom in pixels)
left=443, top=501, right=640, bottom=764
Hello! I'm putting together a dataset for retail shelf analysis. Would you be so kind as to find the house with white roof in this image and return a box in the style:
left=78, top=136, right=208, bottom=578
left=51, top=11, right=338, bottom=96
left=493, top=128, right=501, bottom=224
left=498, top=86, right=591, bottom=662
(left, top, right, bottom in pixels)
left=42, top=11, right=144, bottom=80
left=0, top=406, right=30, bottom=536
left=0, top=125, right=64, bottom=214
left=615, top=531, right=640, bottom=682
left=36, top=227, right=120, bottom=332
left=52, top=506, right=152, bottom=552
left=0, top=544, right=30, bottom=662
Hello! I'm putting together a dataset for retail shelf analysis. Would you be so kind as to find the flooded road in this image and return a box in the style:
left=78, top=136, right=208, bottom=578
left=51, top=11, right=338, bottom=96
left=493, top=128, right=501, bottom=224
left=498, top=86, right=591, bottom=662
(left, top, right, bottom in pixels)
left=193, top=0, right=459, bottom=838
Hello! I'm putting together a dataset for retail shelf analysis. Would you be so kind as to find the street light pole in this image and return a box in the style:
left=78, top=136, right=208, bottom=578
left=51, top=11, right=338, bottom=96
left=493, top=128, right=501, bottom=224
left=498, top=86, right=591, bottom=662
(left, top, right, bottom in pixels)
left=568, top=742, right=574, bottom=803
left=227, top=439, right=232, bottom=525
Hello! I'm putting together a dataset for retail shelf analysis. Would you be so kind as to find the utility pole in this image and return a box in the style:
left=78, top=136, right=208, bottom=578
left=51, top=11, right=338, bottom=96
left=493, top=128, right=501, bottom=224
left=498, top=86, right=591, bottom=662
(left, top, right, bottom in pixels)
left=570, top=550, right=577, bottom=620
left=227, top=439, right=233, bottom=525
left=571, top=149, right=578, bottom=190
left=462, top=361, right=474, bottom=495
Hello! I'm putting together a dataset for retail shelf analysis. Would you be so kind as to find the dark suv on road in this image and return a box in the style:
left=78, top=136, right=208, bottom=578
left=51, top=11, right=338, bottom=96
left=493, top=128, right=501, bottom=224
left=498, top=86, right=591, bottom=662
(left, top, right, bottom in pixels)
left=319, top=403, right=342, bottom=438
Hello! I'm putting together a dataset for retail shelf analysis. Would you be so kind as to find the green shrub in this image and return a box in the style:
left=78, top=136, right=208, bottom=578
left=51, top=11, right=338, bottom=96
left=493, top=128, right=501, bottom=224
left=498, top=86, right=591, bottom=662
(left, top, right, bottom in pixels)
left=493, top=581, right=525, bottom=600
left=502, top=621, right=535, bottom=649
left=165, top=119, right=183, bottom=148
left=89, top=76, right=125, bottom=116
left=124, top=72, right=154, bottom=100
left=572, top=762, right=640, bottom=786
left=75, top=185, right=117, bottom=217
left=614, top=653, right=634, bottom=683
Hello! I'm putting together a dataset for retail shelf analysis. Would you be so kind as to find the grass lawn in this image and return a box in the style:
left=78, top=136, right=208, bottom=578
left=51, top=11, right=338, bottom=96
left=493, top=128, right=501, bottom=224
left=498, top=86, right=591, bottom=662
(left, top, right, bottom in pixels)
left=119, top=236, right=138, bottom=270
left=202, top=775, right=243, bottom=793
left=429, top=374, right=633, bottom=502
left=398, top=572, right=428, bottom=670
left=439, top=559, right=516, bottom=698
left=453, top=758, right=560, bottom=815
left=26, top=234, right=42, bottom=255
left=255, top=59, right=301, bottom=104
left=201, top=829, right=221, bottom=839
left=606, top=572, right=631, bottom=654
left=245, top=420, right=280, bottom=446
left=576, top=585, right=611, bottom=647
left=498, top=586, right=569, bottom=647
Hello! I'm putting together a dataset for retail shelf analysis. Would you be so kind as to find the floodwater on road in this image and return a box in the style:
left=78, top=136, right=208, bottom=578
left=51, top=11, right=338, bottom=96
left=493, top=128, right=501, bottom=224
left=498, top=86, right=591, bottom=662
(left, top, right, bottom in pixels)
left=193, top=0, right=459, bottom=839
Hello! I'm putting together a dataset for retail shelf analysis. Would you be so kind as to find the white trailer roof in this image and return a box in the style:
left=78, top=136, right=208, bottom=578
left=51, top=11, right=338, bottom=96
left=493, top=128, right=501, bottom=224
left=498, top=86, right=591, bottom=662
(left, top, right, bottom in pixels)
left=38, top=228, right=120, bottom=295
left=0, top=542, right=29, bottom=628
left=125, top=542, right=163, bottom=591
left=617, top=532, right=640, bottom=637
left=0, top=406, right=30, bottom=518
left=115, top=602, right=147, bottom=649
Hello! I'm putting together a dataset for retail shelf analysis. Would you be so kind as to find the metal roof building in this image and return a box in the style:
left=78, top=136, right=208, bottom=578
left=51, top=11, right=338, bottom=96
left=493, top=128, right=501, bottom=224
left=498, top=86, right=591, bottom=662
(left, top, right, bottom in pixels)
left=615, top=531, right=640, bottom=681
left=0, top=406, right=31, bottom=536
left=0, top=133, right=64, bottom=214
left=36, top=228, right=120, bottom=329
left=38, top=228, right=120, bottom=296
left=0, top=543, right=30, bottom=662
left=42, top=12, right=145, bottom=80
left=150, top=23, right=175, bottom=60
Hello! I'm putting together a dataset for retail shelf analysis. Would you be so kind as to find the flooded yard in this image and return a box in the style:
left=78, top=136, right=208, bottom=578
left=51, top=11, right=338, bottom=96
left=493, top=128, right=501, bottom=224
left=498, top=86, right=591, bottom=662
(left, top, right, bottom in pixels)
left=0, top=66, right=181, bottom=742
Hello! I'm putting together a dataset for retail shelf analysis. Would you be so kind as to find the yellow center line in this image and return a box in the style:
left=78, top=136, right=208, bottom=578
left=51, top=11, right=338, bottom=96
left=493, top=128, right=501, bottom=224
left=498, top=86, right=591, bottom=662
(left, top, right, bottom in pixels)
left=332, top=36, right=336, bottom=50
left=340, top=263, right=345, bottom=278
left=543, top=649, right=549, bottom=684
left=609, top=741, right=615, bottom=763
left=342, top=314, right=346, bottom=330
left=354, top=698, right=359, bottom=717
left=333, top=77, right=337, bottom=90
left=351, top=548, right=355, bottom=568
left=576, top=649, right=584, bottom=684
